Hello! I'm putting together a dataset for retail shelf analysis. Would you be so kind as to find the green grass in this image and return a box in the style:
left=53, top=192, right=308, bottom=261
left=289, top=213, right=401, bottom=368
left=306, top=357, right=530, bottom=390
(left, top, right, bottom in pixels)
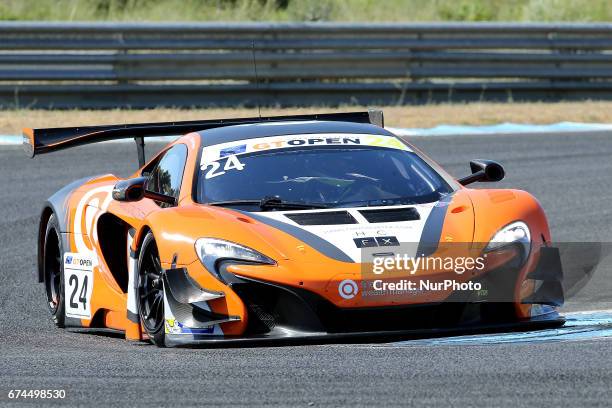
left=1, top=0, right=611, bottom=22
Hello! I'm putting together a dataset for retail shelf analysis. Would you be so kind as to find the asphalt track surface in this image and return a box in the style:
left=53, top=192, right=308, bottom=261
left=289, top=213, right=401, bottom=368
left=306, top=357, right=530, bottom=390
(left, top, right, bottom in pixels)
left=2, top=131, right=612, bottom=407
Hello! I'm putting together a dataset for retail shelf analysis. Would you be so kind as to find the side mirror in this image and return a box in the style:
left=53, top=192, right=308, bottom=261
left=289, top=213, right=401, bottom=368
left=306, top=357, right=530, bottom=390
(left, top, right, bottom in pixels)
left=458, top=159, right=505, bottom=186
left=112, top=177, right=146, bottom=202
left=113, top=176, right=178, bottom=205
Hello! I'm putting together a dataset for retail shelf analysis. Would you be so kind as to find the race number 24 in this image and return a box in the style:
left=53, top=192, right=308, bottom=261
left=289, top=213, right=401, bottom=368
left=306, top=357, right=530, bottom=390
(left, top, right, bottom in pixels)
left=63, top=253, right=94, bottom=319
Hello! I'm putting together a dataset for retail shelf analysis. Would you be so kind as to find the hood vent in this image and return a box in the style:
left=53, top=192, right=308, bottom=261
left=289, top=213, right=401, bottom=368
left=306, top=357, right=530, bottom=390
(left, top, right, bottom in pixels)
left=285, top=211, right=358, bottom=225
left=359, top=207, right=420, bottom=223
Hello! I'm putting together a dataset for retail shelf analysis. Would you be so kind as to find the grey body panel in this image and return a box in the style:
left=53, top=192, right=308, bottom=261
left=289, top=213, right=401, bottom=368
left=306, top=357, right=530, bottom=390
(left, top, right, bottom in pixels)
left=44, top=175, right=95, bottom=232
left=198, top=121, right=394, bottom=147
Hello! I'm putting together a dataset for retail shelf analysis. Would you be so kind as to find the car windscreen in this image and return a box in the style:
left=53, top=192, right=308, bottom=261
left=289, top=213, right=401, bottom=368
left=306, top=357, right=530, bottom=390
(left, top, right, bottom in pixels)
left=196, top=137, right=453, bottom=209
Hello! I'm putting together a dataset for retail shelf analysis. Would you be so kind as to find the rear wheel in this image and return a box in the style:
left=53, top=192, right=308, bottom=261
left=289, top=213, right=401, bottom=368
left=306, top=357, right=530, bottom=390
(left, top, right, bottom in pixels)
left=137, top=232, right=166, bottom=347
left=43, top=214, right=65, bottom=328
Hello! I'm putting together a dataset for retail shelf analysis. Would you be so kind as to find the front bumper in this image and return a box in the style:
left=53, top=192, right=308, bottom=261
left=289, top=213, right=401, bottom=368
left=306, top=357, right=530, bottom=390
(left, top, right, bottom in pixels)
left=164, top=315, right=565, bottom=347
left=162, top=247, right=565, bottom=347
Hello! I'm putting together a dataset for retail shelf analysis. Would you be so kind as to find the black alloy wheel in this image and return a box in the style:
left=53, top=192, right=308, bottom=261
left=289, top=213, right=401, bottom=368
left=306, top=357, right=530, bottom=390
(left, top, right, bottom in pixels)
left=137, top=232, right=166, bottom=346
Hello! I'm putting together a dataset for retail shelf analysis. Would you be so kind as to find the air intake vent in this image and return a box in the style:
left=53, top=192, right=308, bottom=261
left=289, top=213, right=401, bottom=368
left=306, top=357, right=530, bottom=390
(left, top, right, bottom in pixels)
left=359, top=207, right=420, bottom=223
left=285, top=211, right=357, bottom=225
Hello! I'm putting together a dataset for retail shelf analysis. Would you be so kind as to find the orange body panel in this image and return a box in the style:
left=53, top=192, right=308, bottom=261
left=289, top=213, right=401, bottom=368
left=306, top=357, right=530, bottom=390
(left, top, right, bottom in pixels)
left=54, top=132, right=552, bottom=339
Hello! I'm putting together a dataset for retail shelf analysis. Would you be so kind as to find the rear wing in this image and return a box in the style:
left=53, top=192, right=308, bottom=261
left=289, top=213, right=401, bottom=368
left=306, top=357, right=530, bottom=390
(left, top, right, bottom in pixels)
left=22, top=110, right=384, bottom=167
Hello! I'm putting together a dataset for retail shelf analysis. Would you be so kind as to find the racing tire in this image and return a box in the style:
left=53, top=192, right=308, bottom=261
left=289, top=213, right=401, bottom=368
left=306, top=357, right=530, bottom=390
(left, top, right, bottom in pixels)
left=43, top=214, right=66, bottom=328
left=137, top=232, right=166, bottom=347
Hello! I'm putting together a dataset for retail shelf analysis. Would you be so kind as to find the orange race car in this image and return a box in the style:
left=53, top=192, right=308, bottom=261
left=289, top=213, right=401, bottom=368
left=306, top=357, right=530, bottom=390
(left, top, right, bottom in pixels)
left=24, top=111, right=565, bottom=347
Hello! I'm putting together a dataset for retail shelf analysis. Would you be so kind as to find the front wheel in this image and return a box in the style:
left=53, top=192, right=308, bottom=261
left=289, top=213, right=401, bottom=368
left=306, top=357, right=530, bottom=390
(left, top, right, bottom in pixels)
left=137, top=232, right=166, bottom=347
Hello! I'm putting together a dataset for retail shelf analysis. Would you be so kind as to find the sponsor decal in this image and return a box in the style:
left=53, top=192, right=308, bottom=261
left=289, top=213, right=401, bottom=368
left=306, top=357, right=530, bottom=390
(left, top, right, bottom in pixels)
left=338, top=279, right=359, bottom=299
left=63, top=252, right=94, bottom=319
left=353, top=236, right=400, bottom=248
left=353, top=237, right=378, bottom=248
left=165, top=318, right=215, bottom=335
left=376, top=236, right=400, bottom=246
left=64, top=254, right=93, bottom=268
left=220, top=144, right=247, bottom=157
left=201, top=133, right=411, bottom=168
left=165, top=318, right=182, bottom=334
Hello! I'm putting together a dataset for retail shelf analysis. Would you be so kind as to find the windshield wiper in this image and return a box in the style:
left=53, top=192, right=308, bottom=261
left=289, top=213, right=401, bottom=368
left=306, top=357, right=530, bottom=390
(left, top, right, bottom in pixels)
left=259, top=196, right=330, bottom=210
left=339, top=192, right=445, bottom=208
left=208, top=196, right=330, bottom=211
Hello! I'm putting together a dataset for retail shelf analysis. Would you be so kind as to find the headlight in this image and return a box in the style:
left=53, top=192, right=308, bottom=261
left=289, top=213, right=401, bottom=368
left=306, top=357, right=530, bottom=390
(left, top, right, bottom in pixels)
left=194, top=238, right=275, bottom=278
left=484, top=221, right=531, bottom=257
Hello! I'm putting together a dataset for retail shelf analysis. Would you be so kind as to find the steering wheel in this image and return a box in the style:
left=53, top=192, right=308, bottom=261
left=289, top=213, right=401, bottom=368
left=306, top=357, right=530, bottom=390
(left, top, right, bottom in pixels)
left=296, top=178, right=342, bottom=203
left=335, top=177, right=381, bottom=202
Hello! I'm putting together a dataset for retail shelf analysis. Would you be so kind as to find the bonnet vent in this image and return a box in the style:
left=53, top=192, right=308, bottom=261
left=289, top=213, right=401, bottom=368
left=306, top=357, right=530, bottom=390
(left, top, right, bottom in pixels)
left=285, top=211, right=358, bottom=225
left=359, top=207, right=420, bottom=223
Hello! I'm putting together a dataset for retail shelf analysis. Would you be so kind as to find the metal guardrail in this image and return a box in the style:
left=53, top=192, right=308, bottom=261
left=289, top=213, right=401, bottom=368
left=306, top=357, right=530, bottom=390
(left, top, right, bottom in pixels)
left=1, top=22, right=612, bottom=108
